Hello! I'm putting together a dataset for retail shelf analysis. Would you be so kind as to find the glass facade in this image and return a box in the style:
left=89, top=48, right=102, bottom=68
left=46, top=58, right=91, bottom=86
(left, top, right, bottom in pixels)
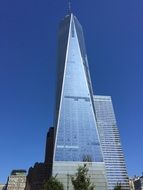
left=93, top=95, right=130, bottom=190
left=53, top=14, right=103, bottom=162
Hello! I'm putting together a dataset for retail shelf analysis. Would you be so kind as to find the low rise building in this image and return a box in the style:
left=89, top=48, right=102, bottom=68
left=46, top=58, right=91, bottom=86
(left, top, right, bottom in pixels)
left=25, top=163, right=49, bottom=190
left=129, top=175, right=143, bottom=190
left=134, top=176, right=143, bottom=190
left=0, top=184, right=6, bottom=190
left=5, top=170, right=26, bottom=190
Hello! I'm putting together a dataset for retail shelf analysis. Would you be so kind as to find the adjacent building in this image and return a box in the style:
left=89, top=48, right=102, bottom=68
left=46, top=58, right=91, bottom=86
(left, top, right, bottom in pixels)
left=129, top=175, right=143, bottom=190
left=0, top=184, right=6, bottom=190
left=134, top=176, right=143, bottom=190
left=5, top=170, right=26, bottom=190
left=93, top=96, right=130, bottom=190
left=25, top=163, right=49, bottom=190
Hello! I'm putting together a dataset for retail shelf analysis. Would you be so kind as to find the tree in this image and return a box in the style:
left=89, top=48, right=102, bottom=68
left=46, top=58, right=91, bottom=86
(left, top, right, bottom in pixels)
left=71, top=164, right=95, bottom=190
left=83, top=154, right=92, bottom=162
left=44, top=176, right=64, bottom=190
left=114, top=183, right=122, bottom=190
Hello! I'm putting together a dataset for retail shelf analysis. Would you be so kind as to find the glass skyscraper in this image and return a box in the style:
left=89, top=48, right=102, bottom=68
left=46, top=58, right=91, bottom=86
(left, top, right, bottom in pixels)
left=51, top=12, right=129, bottom=190
left=54, top=13, right=103, bottom=163
left=52, top=13, right=107, bottom=190
left=93, top=96, right=130, bottom=190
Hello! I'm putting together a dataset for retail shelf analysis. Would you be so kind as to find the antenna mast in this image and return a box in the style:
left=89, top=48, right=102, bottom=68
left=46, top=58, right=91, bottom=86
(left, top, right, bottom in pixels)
left=68, top=0, right=72, bottom=14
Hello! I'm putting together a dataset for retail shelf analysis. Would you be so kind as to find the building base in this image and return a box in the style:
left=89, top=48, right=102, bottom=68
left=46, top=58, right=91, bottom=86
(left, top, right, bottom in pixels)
left=52, top=161, right=108, bottom=190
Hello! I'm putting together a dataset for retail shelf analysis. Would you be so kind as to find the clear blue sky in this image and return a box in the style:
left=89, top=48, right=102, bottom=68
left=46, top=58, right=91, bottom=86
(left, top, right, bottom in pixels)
left=0, top=0, right=143, bottom=183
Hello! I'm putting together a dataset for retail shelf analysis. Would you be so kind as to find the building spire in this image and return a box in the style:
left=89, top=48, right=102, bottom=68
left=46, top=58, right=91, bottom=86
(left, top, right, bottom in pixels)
left=68, top=0, right=72, bottom=14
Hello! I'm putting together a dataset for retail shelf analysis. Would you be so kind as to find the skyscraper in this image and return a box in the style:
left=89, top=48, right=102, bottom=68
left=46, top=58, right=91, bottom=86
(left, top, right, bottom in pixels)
left=93, top=96, right=130, bottom=190
left=52, top=13, right=107, bottom=189
left=45, top=11, right=130, bottom=190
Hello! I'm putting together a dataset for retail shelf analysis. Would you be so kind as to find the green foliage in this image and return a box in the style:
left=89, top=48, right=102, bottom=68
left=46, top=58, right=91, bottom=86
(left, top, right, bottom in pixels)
left=114, top=183, right=122, bottom=190
left=71, top=164, right=95, bottom=190
left=44, top=176, right=64, bottom=190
